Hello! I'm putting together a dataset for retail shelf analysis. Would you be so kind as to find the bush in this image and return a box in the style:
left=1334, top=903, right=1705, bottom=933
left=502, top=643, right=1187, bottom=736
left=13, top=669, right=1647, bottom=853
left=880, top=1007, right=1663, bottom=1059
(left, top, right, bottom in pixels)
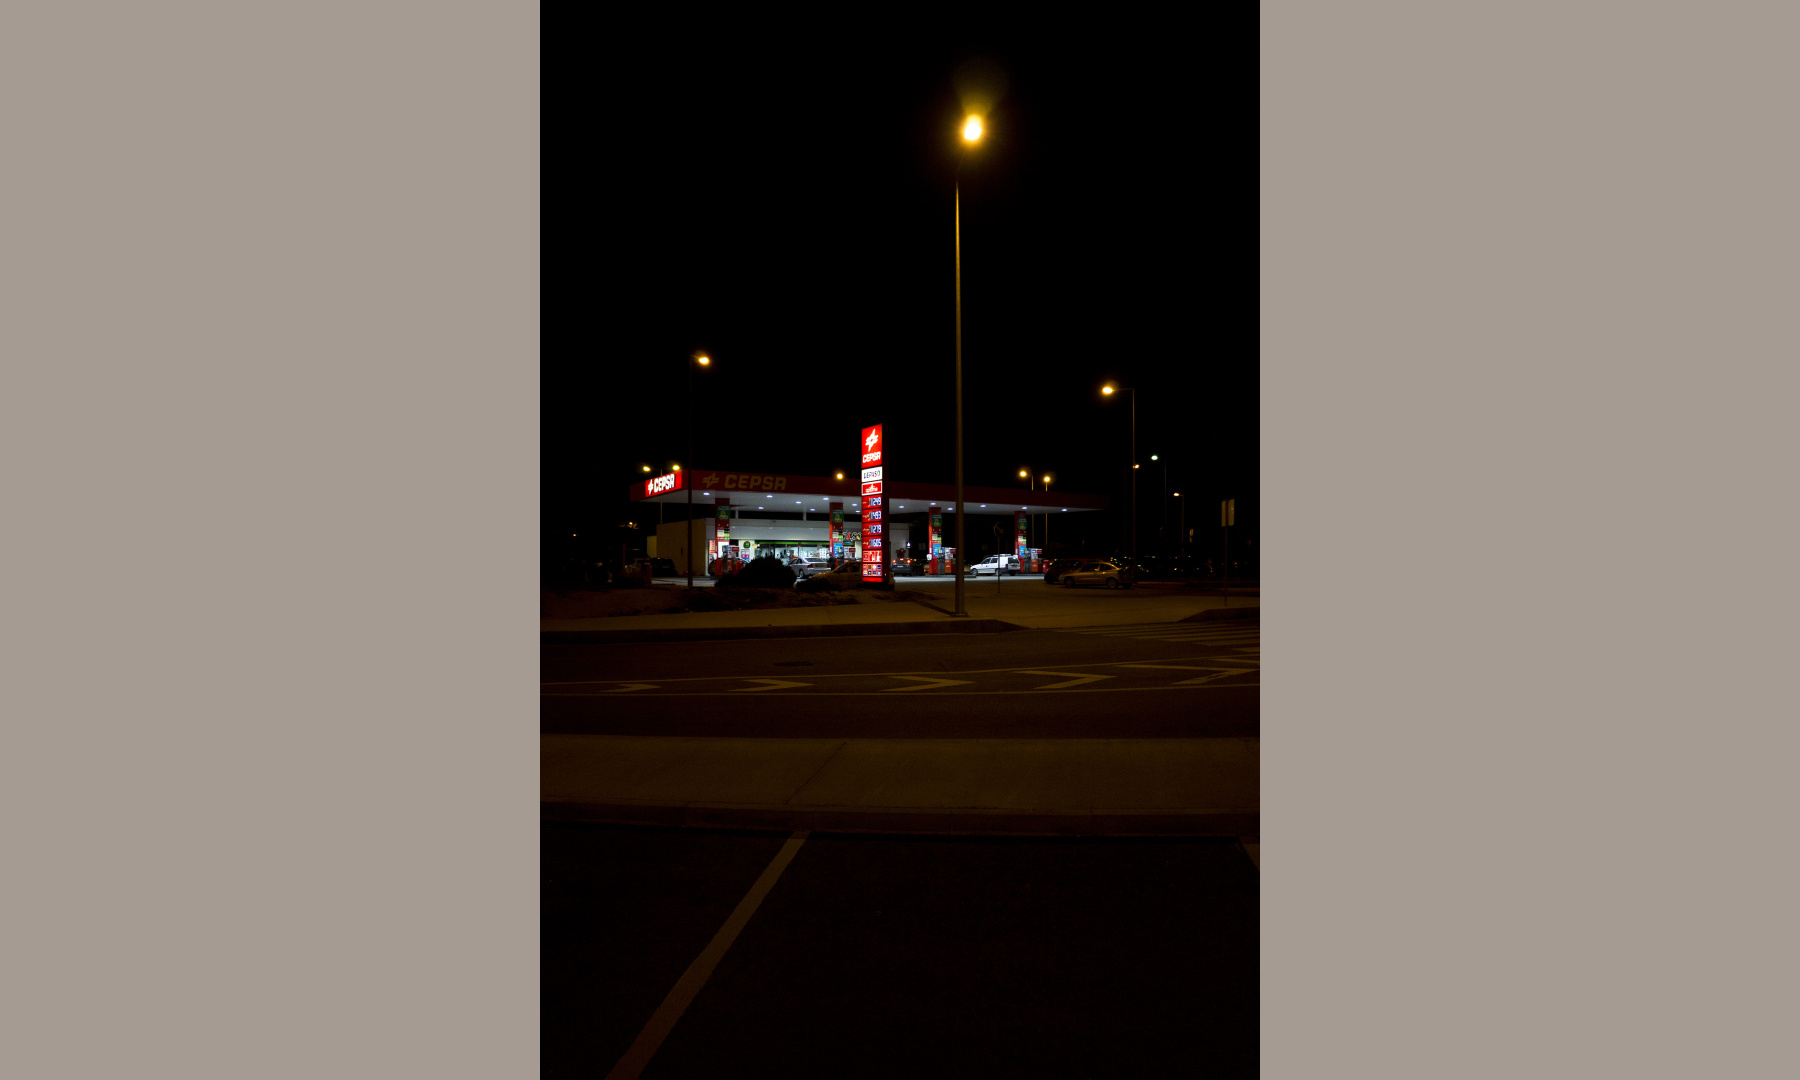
left=716, top=555, right=796, bottom=590
left=795, top=575, right=841, bottom=594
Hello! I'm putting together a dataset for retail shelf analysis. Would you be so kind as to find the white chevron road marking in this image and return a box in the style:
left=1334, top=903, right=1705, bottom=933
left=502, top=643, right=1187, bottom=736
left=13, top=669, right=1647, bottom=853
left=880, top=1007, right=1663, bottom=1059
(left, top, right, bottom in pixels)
left=880, top=675, right=975, bottom=692
left=1016, top=670, right=1116, bottom=690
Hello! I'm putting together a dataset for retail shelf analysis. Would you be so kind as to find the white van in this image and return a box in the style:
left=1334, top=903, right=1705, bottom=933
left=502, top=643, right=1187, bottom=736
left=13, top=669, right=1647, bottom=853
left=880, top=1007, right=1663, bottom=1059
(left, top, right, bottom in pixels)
left=970, top=554, right=1020, bottom=576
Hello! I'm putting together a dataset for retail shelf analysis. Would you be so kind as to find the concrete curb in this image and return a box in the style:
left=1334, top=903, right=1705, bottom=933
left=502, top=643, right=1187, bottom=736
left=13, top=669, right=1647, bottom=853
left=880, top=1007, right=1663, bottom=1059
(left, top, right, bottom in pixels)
left=541, top=618, right=1027, bottom=646
left=1180, top=606, right=1262, bottom=623
left=541, top=798, right=1258, bottom=838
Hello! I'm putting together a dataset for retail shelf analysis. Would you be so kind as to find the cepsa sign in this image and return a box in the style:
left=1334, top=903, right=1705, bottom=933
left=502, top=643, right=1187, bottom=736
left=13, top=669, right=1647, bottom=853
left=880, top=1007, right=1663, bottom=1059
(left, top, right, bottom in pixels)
left=644, top=471, right=684, bottom=498
left=860, top=424, right=886, bottom=583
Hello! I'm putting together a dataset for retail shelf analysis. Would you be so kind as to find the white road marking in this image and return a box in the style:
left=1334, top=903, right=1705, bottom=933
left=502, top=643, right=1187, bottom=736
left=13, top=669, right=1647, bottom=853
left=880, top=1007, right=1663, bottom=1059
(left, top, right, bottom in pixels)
left=1173, top=670, right=1256, bottom=685
left=880, top=675, right=975, bottom=692
left=730, top=678, right=813, bottom=692
left=604, top=831, right=809, bottom=1080
left=1016, top=670, right=1115, bottom=690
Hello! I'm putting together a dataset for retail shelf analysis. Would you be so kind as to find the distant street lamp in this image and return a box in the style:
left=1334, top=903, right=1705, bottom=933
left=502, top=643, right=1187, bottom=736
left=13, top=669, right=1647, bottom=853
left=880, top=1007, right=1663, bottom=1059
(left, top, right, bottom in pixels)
left=1150, top=453, right=1168, bottom=553
left=953, top=112, right=984, bottom=615
left=686, top=353, right=710, bottom=588
left=1173, top=492, right=1184, bottom=556
left=1101, top=383, right=1137, bottom=565
left=1018, top=468, right=1033, bottom=549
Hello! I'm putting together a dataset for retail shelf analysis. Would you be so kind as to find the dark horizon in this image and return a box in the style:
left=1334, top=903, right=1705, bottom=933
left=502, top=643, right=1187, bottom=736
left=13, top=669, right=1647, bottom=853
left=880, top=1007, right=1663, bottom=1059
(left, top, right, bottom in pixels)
left=547, top=28, right=1255, bottom=570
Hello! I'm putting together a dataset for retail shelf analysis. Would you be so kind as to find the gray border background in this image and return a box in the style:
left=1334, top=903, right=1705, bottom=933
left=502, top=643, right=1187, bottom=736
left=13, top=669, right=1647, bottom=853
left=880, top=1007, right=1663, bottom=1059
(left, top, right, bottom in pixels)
left=1264, top=3, right=1797, bottom=1074
left=4, top=2, right=538, bottom=1075
left=4, top=3, right=1797, bottom=1075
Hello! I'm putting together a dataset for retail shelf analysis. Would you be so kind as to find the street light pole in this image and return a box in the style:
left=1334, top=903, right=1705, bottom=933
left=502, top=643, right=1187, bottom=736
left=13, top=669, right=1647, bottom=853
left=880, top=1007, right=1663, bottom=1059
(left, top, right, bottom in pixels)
left=1101, top=382, right=1137, bottom=566
left=685, top=352, right=709, bottom=589
left=1018, top=468, right=1033, bottom=549
left=953, top=114, right=982, bottom=617
left=1151, top=454, right=1167, bottom=553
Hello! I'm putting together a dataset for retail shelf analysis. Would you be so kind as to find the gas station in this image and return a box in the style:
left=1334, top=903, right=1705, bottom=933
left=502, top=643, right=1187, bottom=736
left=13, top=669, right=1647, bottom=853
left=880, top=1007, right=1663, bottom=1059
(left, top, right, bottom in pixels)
left=629, top=424, right=1107, bottom=581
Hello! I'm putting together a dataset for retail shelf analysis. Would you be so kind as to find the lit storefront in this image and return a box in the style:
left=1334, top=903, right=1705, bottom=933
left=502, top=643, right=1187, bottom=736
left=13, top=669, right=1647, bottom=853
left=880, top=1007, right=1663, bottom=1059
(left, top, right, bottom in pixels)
left=629, top=466, right=1107, bottom=577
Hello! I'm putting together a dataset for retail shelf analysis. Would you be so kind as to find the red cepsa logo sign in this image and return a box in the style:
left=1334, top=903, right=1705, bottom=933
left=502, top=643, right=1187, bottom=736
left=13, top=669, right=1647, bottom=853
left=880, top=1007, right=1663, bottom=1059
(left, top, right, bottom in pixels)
left=861, top=424, right=884, bottom=582
left=644, top=471, right=684, bottom=497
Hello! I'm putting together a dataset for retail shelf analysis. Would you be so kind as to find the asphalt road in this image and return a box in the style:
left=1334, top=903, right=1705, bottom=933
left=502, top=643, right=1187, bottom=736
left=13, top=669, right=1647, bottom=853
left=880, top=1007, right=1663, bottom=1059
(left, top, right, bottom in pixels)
left=544, top=821, right=1258, bottom=1079
left=541, top=621, right=1260, bottom=739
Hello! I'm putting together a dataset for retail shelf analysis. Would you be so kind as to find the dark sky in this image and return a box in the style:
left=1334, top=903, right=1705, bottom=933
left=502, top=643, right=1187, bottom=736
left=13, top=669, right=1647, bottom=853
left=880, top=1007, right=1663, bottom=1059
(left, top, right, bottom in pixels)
left=550, top=24, right=1255, bottom=560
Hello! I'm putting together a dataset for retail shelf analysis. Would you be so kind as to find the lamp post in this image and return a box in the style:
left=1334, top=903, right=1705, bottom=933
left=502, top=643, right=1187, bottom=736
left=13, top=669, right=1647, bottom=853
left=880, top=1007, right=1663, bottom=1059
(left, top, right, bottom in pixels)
left=953, top=112, right=983, bottom=616
left=1173, top=491, right=1184, bottom=557
left=1101, top=383, right=1136, bottom=566
left=1042, top=474, right=1052, bottom=555
left=686, top=352, right=710, bottom=589
left=1150, top=454, right=1167, bottom=553
left=1017, top=468, right=1033, bottom=549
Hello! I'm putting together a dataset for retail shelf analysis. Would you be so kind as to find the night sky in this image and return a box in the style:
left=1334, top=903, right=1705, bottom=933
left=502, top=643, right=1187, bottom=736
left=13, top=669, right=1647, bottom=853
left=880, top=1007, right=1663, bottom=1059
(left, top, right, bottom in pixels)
left=549, top=25, right=1255, bottom=567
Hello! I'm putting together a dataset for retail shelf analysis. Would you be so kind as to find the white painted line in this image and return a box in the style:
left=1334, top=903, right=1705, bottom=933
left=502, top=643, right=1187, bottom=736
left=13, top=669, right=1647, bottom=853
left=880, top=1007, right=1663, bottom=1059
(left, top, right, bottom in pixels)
left=729, top=678, right=813, bottom=692
left=1173, top=670, right=1257, bottom=685
left=543, top=684, right=1258, bottom=697
left=605, top=831, right=810, bottom=1080
left=1118, top=661, right=1259, bottom=670
left=1016, top=670, right=1115, bottom=689
left=880, top=675, right=975, bottom=691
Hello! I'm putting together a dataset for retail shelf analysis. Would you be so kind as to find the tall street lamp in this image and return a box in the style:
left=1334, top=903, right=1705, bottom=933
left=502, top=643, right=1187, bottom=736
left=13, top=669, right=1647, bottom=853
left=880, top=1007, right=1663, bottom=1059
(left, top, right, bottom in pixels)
left=1017, top=468, right=1033, bottom=549
left=1101, top=383, right=1136, bottom=565
left=1173, top=491, right=1184, bottom=556
left=1041, top=474, right=1053, bottom=555
left=953, top=112, right=983, bottom=616
left=1150, top=453, right=1168, bottom=553
left=686, top=352, right=710, bottom=589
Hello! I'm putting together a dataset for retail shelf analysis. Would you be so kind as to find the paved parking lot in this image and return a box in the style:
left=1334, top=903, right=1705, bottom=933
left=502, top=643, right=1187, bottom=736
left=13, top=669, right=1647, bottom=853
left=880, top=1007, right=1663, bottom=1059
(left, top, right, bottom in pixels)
left=545, top=822, right=1258, bottom=1079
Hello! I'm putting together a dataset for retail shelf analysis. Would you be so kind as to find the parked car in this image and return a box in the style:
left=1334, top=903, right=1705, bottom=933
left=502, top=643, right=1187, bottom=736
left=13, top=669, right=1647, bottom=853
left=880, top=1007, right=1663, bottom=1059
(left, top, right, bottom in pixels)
left=1042, top=558, right=1100, bottom=584
left=806, top=560, right=874, bottom=588
left=1060, top=561, right=1137, bottom=589
left=790, top=559, right=834, bottom=579
left=890, top=555, right=924, bottom=576
left=970, top=554, right=1020, bottom=577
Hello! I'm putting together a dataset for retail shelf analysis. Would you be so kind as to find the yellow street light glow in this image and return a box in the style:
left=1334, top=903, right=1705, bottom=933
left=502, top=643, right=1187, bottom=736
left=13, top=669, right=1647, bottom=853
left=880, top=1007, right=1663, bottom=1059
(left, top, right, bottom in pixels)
left=1019, top=469, right=1028, bottom=478
left=1102, top=384, right=1115, bottom=395
left=963, top=115, right=983, bottom=142
left=1042, top=476, right=1051, bottom=484
left=695, top=354, right=710, bottom=365
left=642, top=465, right=651, bottom=472
left=672, top=464, right=680, bottom=470
left=835, top=471, right=844, bottom=480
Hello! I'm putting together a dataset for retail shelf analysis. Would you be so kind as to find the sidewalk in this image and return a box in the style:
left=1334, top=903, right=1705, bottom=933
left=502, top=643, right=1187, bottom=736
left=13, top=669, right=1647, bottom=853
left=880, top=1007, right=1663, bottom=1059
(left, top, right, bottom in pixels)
left=542, top=735, right=1259, bottom=837
left=542, top=580, right=1259, bottom=638
left=541, top=581, right=1260, bottom=837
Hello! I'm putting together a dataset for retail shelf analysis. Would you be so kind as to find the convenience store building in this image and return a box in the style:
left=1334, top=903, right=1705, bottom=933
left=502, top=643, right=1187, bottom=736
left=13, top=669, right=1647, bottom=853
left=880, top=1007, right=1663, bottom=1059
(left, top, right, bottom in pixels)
left=630, top=466, right=1107, bottom=576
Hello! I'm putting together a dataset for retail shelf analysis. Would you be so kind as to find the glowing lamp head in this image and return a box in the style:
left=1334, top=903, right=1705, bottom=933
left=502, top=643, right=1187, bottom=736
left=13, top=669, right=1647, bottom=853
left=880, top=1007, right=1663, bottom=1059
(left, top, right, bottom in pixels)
left=695, top=354, right=710, bottom=365
left=642, top=465, right=651, bottom=472
left=963, top=115, right=983, bottom=142
left=672, top=464, right=680, bottom=471
left=1042, top=476, right=1051, bottom=484
left=1019, top=469, right=1028, bottom=478
left=1102, top=384, right=1115, bottom=395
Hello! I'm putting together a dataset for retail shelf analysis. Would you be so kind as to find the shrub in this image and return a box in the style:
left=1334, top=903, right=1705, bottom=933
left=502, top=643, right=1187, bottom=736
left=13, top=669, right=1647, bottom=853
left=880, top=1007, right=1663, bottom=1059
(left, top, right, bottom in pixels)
left=795, top=575, right=841, bottom=594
